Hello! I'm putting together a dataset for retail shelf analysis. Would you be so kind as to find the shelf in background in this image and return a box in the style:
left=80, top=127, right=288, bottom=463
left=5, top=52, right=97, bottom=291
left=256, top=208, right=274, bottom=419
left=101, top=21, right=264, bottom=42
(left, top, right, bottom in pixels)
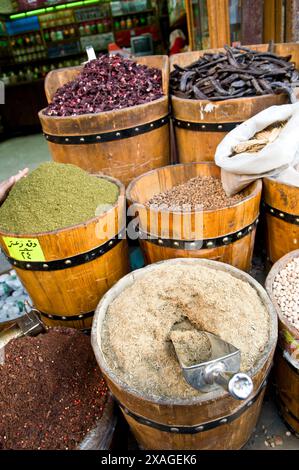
left=112, top=9, right=154, bottom=18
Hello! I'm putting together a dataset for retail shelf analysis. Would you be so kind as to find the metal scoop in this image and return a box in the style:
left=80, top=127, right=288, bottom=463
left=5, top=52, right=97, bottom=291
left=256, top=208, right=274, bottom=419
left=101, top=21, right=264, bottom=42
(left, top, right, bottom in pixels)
left=0, top=303, right=45, bottom=352
left=171, top=329, right=253, bottom=400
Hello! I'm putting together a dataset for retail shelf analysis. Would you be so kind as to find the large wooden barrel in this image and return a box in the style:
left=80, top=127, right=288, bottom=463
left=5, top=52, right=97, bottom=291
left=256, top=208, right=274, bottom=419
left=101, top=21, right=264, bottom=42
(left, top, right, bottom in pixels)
left=265, top=250, right=299, bottom=435
left=92, top=258, right=277, bottom=450
left=126, top=162, right=262, bottom=272
left=263, top=177, right=299, bottom=264
left=170, top=43, right=299, bottom=163
left=39, top=56, right=170, bottom=187
left=0, top=175, right=129, bottom=330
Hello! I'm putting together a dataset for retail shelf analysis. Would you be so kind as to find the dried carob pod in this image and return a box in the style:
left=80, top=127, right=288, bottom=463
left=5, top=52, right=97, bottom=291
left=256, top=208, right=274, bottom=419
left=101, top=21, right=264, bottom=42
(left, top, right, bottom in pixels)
left=170, top=44, right=299, bottom=102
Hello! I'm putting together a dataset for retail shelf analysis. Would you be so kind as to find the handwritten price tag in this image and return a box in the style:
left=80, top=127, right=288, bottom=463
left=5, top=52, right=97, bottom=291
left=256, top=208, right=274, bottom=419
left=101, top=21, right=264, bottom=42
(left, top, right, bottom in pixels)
left=3, top=237, right=45, bottom=262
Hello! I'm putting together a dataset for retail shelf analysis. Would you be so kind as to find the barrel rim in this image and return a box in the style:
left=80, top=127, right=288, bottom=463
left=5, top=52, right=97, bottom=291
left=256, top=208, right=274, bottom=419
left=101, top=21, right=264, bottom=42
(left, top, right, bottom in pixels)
left=169, top=43, right=299, bottom=70
left=0, top=173, right=125, bottom=238
left=263, top=175, right=299, bottom=191
left=265, top=249, right=299, bottom=337
left=38, top=94, right=169, bottom=123
left=126, top=162, right=262, bottom=215
left=170, top=92, right=289, bottom=107
left=92, top=257, right=277, bottom=406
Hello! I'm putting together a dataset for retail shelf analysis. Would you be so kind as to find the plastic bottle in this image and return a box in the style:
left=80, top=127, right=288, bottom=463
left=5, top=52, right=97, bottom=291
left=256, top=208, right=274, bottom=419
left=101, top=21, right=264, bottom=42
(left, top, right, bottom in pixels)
left=79, top=24, right=85, bottom=36
left=97, top=21, right=104, bottom=33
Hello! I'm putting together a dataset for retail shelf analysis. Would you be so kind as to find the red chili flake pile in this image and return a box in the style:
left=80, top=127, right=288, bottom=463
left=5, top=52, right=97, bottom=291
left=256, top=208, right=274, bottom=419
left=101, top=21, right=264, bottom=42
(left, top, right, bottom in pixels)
left=44, top=54, right=163, bottom=116
left=0, top=327, right=108, bottom=450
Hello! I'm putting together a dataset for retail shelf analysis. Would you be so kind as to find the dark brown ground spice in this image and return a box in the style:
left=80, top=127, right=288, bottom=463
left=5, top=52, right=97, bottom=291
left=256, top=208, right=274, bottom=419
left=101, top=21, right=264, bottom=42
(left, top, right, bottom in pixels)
left=0, top=327, right=108, bottom=450
left=146, top=176, right=246, bottom=210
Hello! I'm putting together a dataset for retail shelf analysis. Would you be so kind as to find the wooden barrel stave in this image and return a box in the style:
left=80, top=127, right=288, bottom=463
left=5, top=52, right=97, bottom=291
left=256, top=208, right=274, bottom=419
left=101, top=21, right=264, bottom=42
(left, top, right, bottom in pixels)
left=170, top=43, right=299, bottom=163
left=127, top=163, right=261, bottom=272
left=274, top=352, right=299, bottom=435
left=92, top=258, right=277, bottom=450
left=265, top=250, right=299, bottom=433
left=263, top=178, right=299, bottom=263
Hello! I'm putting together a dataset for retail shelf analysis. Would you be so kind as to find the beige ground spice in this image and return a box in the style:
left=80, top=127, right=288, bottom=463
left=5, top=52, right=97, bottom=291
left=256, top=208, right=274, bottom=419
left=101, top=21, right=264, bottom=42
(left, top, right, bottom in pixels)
left=170, top=325, right=211, bottom=367
left=102, top=263, right=269, bottom=400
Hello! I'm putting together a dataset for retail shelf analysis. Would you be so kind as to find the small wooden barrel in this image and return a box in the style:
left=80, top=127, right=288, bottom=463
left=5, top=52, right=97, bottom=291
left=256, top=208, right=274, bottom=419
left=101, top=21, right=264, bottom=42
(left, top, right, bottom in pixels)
left=39, top=56, right=170, bottom=187
left=0, top=175, right=129, bottom=329
left=170, top=43, right=299, bottom=163
left=92, top=258, right=277, bottom=450
left=126, top=162, right=262, bottom=272
left=265, top=250, right=299, bottom=435
left=263, top=177, right=299, bottom=264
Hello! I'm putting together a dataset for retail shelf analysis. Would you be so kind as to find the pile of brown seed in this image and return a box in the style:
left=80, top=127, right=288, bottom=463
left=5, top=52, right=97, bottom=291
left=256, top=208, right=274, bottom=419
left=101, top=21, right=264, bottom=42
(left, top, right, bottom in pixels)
left=146, top=176, right=245, bottom=210
left=272, top=257, right=299, bottom=330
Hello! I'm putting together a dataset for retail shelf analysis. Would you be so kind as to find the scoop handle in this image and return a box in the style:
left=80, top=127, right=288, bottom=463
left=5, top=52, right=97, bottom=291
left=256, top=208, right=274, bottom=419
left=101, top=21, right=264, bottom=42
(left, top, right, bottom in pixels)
left=204, top=363, right=253, bottom=400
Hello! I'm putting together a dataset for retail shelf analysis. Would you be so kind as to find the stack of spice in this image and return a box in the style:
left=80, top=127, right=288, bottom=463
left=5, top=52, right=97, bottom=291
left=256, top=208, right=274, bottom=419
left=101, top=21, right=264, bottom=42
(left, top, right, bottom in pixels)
left=0, top=162, right=119, bottom=234
left=0, top=328, right=110, bottom=450
left=44, top=54, right=164, bottom=117
left=102, top=262, right=269, bottom=399
left=170, top=46, right=299, bottom=102
left=272, top=257, right=299, bottom=331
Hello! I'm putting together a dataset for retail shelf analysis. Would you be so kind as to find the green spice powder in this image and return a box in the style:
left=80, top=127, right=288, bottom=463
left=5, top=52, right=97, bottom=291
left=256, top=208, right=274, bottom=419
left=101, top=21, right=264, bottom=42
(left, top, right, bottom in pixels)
left=0, top=162, right=119, bottom=234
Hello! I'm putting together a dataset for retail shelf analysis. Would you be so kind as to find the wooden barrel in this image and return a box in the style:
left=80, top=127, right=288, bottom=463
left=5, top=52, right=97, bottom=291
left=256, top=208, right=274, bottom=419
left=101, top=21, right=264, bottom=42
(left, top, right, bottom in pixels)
left=0, top=175, right=129, bottom=330
left=38, top=56, right=170, bottom=187
left=126, top=162, right=262, bottom=272
left=263, top=177, right=299, bottom=264
left=265, top=250, right=299, bottom=435
left=92, top=258, right=277, bottom=450
left=170, top=43, right=299, bottom=163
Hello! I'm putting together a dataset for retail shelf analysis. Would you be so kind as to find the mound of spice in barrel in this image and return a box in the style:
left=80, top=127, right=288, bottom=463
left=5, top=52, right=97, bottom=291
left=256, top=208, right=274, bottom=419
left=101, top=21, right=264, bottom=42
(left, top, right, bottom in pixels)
left=0, top=162, right=119, bottom=233
left=272, top=257, right=299, bottom=331
left=146, top=175, right=245, bottom=211
left=44, top=54, right=163, bottom=117
left=0, top=328, right=108, bottom=450
left=170, top=45, right=299, bottom=102
left=102, top=262, right=269, bottom=399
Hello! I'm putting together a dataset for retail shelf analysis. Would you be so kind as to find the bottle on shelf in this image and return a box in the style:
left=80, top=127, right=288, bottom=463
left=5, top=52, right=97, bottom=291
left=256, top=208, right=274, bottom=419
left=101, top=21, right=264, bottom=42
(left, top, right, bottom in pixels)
left=79, top=24, right=85, bottom=36
left=50, top=29, right=57, bottom=42
left=69, top=25, right=76, bottom=37
left=120, top=17, right=126, bottom=30
left=84, top=23, right=91, bottom=35
left=126, top=17, right=133, bottom=29
left=103, top=18, right=110, bottom=32
left=114, top=20, right=120, bottom=30
left=140, top=15, right=146, bottom=26
left=97, top=20, right=104, bottom=33
left=91, top=22, right=97, bottom=34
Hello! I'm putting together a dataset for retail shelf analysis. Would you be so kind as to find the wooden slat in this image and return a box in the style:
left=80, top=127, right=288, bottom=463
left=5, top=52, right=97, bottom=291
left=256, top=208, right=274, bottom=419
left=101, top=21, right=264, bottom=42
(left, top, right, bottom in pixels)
left=185, top=0, right=195, bottom=50
left=263, top=0, right=276, bottom=43
left=207, top=0, right=230, bottom=48
left=285, top=0, right=299, bottom=42
left=241, top=0, right=263, bottom=45
left=275, top=0, right=285, bottom=42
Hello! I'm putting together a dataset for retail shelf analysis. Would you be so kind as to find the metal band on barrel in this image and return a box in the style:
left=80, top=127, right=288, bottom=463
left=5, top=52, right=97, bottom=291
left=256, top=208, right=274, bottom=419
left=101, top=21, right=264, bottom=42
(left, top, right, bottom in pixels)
left=4, top=230, right=125, bottom=271
left=139, top=218, right=259, bottom=250
left=44, top=115, right=170, bottom=144
left=172, top=118, right=242, bottom=132
left=39, top=309, right=94, bottom=322
left=115, top=377, right=268, bottom=435
left=263, top=202, right=299, bottom=226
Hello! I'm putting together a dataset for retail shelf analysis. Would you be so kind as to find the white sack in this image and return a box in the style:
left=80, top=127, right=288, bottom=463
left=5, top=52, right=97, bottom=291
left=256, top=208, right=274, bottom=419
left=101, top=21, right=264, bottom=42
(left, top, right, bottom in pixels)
left=215, top=102, right=299, bottom=195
